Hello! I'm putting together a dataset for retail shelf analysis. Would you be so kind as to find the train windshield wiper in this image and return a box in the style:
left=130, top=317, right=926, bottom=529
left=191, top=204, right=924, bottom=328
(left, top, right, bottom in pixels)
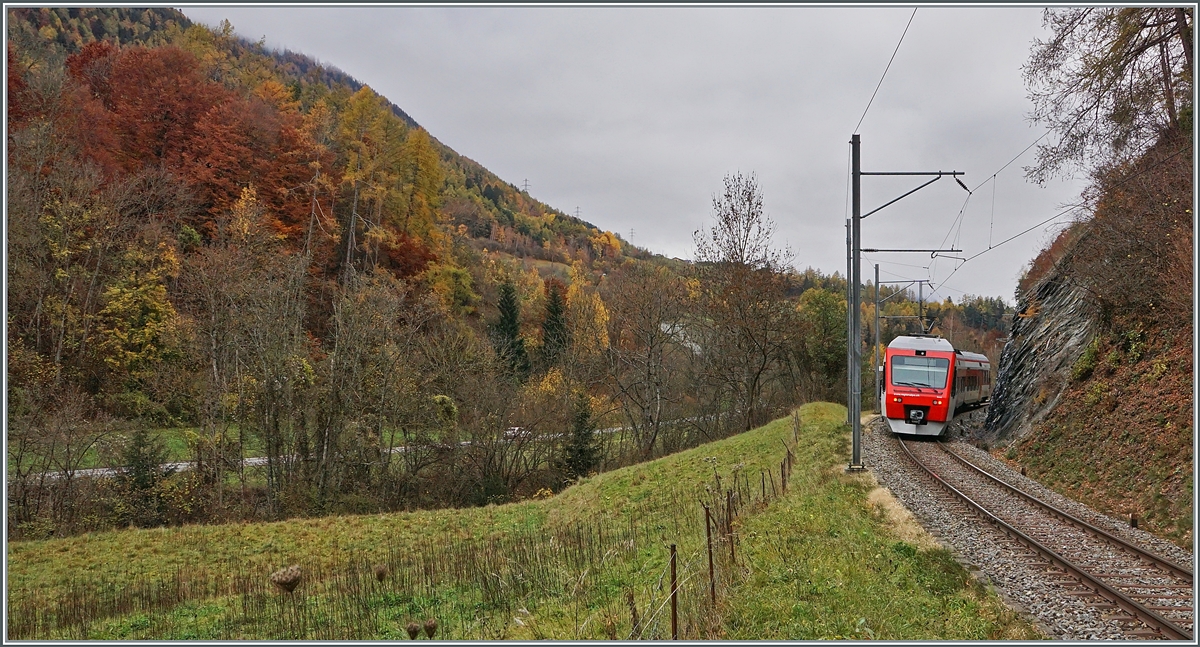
left=893, top=381, right=931, bottom=388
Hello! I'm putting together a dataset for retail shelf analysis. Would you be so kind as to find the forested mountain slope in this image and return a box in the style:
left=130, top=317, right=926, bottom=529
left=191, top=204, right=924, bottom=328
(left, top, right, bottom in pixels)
left=6, top=8, right=1011, bottom=538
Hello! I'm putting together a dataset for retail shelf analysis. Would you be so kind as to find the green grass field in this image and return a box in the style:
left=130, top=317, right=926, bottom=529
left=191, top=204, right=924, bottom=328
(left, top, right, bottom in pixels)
left=6, top=403, right=1041, bottom=640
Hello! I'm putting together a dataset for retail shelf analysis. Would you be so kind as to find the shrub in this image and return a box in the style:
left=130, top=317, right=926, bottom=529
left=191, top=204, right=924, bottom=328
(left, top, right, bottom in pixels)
left=1084, top=381, right=1109, bottom=408
left=1072, top=338, right=1100, bottom=382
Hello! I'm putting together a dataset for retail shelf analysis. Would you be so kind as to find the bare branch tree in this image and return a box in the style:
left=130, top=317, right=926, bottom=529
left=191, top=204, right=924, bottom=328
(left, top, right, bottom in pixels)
left=690, top=173, right=796, bottom=432
left=1024, top=7, right=1193, bottom=182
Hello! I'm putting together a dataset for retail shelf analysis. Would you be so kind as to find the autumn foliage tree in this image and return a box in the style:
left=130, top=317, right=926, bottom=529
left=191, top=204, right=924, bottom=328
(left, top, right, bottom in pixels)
left=5, top=11, right=1020, bottom=537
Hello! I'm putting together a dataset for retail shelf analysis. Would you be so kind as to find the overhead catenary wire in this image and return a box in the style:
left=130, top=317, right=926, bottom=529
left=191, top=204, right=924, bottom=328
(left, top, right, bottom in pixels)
left=884, top=130, right=1072, bottom=301
left=863, top=255, right=930, bottom=271
left=929, top=142, right=1191, bottom=294
left=989, top=174, right=997, bottom=249
left=929, top=128, right=1054, bottom=279
left=853, top=7, right=917, bottom=134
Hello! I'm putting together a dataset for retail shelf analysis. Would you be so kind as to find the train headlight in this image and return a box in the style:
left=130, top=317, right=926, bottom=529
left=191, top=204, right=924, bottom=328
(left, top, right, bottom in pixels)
left=892, top=397, right=902, bottom=403
left=932, top=399, right=942, bottom=405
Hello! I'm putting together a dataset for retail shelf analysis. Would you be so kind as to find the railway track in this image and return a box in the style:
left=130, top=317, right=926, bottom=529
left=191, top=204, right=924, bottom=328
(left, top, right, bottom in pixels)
left=897, top=437, right=1194, bottom=641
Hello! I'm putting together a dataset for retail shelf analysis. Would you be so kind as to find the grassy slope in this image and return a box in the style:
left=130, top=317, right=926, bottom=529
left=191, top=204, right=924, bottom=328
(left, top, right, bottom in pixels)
left=1004, top=324, right=1193, bottom=550
left=722, top=412, right=1039, bottom=640
left=8, top=403, right=1039, bottom=640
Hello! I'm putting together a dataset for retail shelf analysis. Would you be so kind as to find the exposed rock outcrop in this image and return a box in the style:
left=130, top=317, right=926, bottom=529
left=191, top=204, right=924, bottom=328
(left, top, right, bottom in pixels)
left=983, top=269, right=1095, bottom=444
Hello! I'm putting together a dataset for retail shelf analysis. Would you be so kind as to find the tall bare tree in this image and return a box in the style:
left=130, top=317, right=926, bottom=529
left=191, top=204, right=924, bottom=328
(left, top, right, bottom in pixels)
left=691, top=172, right=796, bottom=432
left=603, top=260, right=689, bottom=457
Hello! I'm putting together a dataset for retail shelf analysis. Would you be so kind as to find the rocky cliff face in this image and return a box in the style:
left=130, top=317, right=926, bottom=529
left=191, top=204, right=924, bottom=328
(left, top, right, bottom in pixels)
left=983, top=268, right=1096, bottom=443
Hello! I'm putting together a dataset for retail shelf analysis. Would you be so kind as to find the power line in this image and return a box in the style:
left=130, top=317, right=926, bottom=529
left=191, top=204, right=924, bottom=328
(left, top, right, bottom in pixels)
left=930, top=141, right=1191, bottom=293
left=854, top=7, right=918, bottom=134
left=931, top=128, right=1054, bottom=278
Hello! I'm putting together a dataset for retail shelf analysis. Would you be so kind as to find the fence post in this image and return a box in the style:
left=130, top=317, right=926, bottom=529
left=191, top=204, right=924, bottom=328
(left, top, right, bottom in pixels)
left=670, top=544, right=678, bottom=640
left=726, top=489, right=736, bottom=564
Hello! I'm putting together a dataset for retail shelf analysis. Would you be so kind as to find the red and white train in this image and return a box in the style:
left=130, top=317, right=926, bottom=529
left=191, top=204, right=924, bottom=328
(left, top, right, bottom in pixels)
left=883, top=335, right=991, bottom=436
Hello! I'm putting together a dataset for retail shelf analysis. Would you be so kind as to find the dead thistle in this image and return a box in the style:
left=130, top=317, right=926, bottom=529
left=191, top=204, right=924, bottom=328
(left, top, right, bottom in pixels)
left=423, top=617, right=438, bottom=638
left=373, top=563, right=389, bottom=582
left=405, top=622, right=421, bottom=639
left=269, top=564, right=302, bottom=593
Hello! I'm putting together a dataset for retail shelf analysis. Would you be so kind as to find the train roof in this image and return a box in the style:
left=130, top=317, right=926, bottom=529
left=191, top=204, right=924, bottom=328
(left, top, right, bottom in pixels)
left=956, top=350, right=990, bottom=363
left=887, top=336, right=990, bottom=365
left=887, top=335, right=955, bottom=353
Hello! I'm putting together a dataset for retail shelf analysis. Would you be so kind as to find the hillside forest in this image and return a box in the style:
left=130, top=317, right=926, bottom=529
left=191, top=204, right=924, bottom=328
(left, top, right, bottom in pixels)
left=6, top=8, right=1012, bottom=538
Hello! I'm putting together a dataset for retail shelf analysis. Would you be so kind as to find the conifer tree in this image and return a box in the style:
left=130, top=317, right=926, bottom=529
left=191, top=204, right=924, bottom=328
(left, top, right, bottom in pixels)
left=560, top=392, right=599, bottom=481
left=541, top=279, right=568, bottom=369
left=116, top=426, right=174, bottom=527
left=491, top=280, right=530, bottom=379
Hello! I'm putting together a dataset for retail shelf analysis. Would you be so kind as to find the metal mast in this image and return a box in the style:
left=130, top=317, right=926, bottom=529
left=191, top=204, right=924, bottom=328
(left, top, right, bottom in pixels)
left=846, top=135, right=963, bottom=472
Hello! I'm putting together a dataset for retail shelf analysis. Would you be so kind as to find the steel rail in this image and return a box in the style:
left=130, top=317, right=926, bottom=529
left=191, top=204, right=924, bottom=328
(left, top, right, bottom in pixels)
left=935, top=440, right=1194, bottom=582
left=897, top=437, right=1192, bottom=641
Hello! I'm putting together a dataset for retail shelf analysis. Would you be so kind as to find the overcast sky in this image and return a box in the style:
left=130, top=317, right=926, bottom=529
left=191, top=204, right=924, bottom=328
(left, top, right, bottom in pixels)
left=183, top=4, right=1087, bottom=305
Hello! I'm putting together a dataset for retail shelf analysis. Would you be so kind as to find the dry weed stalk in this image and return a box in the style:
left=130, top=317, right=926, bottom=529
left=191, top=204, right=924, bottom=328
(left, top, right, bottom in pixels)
left=625, top=588, right=641, bottom=639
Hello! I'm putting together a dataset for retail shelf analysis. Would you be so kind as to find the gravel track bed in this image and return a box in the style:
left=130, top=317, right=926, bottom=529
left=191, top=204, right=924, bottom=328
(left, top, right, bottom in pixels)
left=908, top=441, right=1193, bottom=632
left=951, top=439, right=1194, bottom=571
left=864, top=417, right=1137, bottom=640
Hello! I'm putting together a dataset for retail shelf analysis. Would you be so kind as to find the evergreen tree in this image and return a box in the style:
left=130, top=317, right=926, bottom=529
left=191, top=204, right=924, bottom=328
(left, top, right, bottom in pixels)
left=491, top=280, right=530, bottom=378
left=560, top=392, right=600, bottom=482
left=541, top=279, right=568, bottom=368
left=116, top=426, right=174, bottom=527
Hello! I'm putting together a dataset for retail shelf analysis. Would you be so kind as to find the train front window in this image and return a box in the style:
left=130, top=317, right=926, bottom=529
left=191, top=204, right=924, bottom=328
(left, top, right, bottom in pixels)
left=891, top=356, right=949, bottom=388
